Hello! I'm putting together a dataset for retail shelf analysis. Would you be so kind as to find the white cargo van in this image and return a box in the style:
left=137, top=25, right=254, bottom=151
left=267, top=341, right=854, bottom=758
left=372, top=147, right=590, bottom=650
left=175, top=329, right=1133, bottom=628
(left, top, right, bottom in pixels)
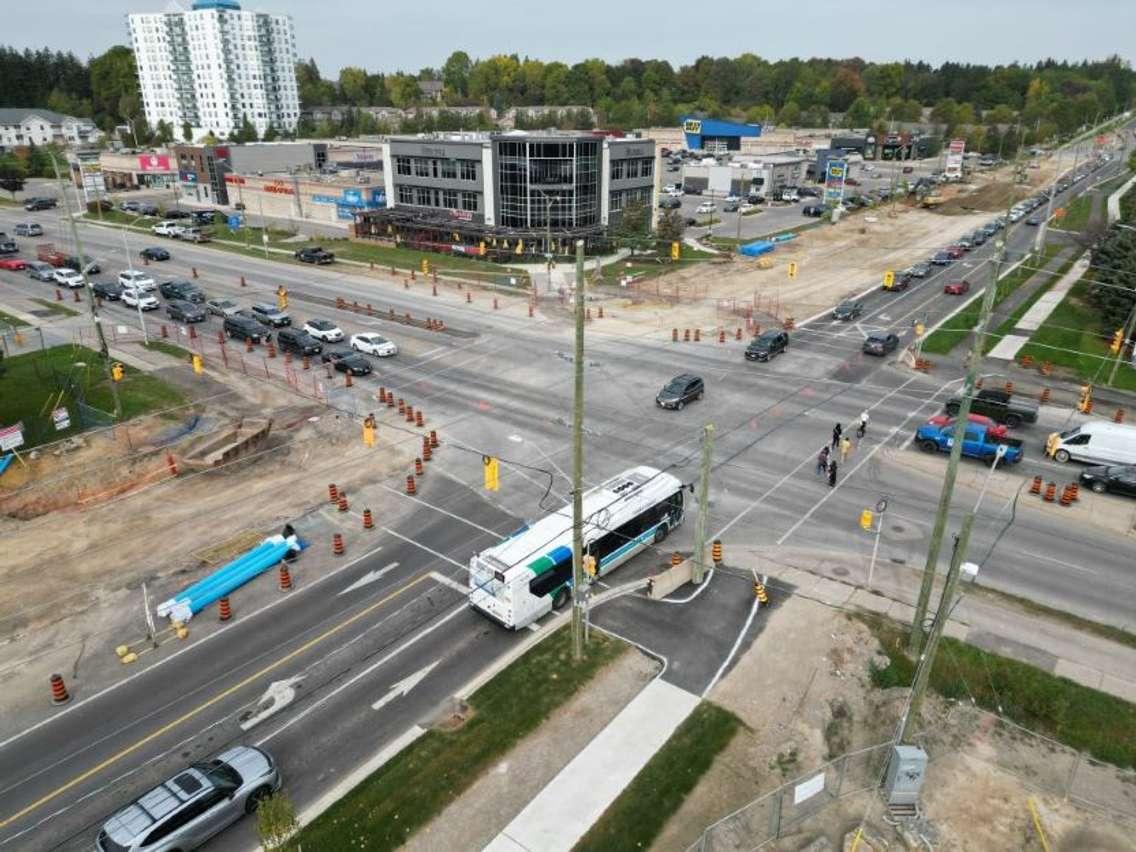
left=1049, top=421, right=1136, bottom=465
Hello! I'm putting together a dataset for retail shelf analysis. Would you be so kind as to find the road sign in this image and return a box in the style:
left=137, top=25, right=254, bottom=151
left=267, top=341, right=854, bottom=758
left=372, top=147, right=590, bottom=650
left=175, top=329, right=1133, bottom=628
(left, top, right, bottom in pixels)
left=0, top=423, right=25, bottom=451
left=227, top=214, right=242, bottom=230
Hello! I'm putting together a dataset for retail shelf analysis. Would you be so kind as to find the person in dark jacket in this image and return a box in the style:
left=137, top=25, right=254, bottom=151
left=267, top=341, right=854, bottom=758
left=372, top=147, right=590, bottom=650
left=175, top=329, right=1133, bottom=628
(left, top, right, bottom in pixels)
left=831, top=423, right=843, bottom=450
left=816, top=445, right=830, bottom=475
left=827, top=458, right=838, bottom=487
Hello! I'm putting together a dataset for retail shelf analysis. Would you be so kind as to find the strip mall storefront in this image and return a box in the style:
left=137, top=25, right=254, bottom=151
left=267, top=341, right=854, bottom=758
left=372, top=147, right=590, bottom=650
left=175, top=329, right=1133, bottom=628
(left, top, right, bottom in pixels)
left=222, top=173, right=386, bottom=225
left=98, top=152, right=178, bottom=190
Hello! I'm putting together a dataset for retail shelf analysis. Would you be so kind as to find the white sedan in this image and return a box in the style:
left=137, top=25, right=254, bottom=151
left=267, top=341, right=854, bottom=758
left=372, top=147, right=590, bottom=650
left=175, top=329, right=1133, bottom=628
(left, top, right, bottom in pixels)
left=122, top=287, right=159, bottom=310
left=151, top=221, right=185, bottom=237
left=304, top=319, right=345, bottom=342
left=118, top=269, right=156, bottom=291
left=52, top=267, right=85, bottom=289
left=350, top=333, right=398, bottom=357
left=696, top=201, right=717, bottom=214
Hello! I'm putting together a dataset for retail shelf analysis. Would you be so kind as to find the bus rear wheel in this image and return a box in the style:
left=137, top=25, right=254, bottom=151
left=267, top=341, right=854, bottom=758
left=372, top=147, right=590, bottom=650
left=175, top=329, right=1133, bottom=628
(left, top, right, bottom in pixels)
left=552, top=588, right=570, bottom=610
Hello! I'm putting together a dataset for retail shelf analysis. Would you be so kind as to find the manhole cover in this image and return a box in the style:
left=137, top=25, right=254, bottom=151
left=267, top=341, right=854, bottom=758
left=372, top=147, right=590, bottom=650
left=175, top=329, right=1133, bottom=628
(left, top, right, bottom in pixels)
left=891, top=523, right=905, bottom=533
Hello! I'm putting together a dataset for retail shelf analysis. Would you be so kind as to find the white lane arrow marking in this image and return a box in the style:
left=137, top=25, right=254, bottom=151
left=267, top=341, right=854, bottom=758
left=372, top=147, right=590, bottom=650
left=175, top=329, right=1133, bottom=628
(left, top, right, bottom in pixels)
left=371, top=660, right=441, bottom=711
left=878, top=314, right=891, bottom=321
left=338, top=562, right=400, bottom=596
left=240, top=676, right=303, bottom=731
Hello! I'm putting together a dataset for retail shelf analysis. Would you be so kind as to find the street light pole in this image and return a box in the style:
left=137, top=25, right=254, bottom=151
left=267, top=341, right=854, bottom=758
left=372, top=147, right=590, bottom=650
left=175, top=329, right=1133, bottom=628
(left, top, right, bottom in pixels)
left=691, top=423, right=715, bottom=584
left=570, top=239, right=587, bottom=661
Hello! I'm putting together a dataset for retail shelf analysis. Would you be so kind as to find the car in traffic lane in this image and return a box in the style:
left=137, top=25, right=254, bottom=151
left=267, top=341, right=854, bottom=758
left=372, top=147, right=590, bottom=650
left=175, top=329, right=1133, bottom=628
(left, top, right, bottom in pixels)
left=14, top=222, right=43, bottom=237
left=207, top=298, right=240, bottom=317
left=745, top=330, right=789, bottom=362
left=224, top=314, right=270, bottom=343
left=349, top=333, right=397, bottom=357
left=304, top=319, right=344, bottom=342
left=139, top=247, right=171, bottom=262
left=119, top=270, right=157, bottom=291
left=52, top=268, right=86, bottom=289
left=1079, top=464, right=1136, bottom=497
left=250, top=303, right=291, bottom=327
left=122, top=288, right=160, bottom=310
left=92, top=280, right=124, bottom=300
left=656, top=373, right=704, bottom=410
left=832, top=300, right=863, bottom=321
left=0, top=257, right=28, bottom=271
left=943, top=279, right=971, bottom=295
left=321, top=348, right=373, bottom=375
left=165, top=299, right=206, bottom=323
left=862, top=333, right=899, bottom=356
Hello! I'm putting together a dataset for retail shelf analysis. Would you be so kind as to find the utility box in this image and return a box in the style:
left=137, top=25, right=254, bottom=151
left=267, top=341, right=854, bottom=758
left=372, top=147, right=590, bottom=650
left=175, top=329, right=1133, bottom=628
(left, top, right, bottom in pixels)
left=884, top=745, right=927, bottom=806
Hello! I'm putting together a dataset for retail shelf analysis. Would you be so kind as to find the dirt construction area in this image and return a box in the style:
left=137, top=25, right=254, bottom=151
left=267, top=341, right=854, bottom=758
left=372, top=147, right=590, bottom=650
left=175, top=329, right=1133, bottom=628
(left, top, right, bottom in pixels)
left=0, top=359, right=419, bottom=726
left=651, top=595, right=1135, bottom=851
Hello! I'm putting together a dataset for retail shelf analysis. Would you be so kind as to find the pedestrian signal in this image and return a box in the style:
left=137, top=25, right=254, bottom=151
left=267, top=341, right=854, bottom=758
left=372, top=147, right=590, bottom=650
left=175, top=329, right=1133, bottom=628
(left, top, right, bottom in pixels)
left=914, top=321, right=925, bottom=337
left=583, top=554, right=597, bottom=577
left=787, top=261, right=798, bottom=280
left=276, top=286, right=288, bottom=309
left=1111, top=329, right=1124, bottom=354
left=883, top=270, right=895, bottom=288
left=191, top=354, right=204, bottom=375
left=111, top=362, right=125, bottom=382
left=483, top=455, right=500, bottom=491
left=859, top=509, right=874, bottom=532
left=671, top=241, right=681, bottom=261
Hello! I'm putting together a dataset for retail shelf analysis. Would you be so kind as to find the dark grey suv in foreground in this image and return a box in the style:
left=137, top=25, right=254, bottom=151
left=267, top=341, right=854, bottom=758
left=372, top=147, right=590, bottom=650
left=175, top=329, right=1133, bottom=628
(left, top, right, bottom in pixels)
left=656, top=373, right=704, bottom=410
left=96, top=745, right=280, bottom=851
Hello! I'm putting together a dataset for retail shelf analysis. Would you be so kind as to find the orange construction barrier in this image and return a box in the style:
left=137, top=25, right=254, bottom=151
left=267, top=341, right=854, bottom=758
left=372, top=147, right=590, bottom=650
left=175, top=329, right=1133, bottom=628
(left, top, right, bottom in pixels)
left=218, top=596, right=232, bottom=621
left=1115, top=408, right=1126, bottom=424
left=430, top=430, right=439, bottom=448
left=1043, top=482, right=1057, bottom=502
left=1068, top=482, right=1080, bottom=502
left=406, top=474, right=417, bottom=495
left=670, top=552, right=682, bottom=567
left=693, top=328, right=701, bottom=342
left=1029, top=476, right=1042, bottom=495
left=332, top=533, right=345, bottom=555
left=718, top=330, right=726, bottom=344
left=1039, top=388, right=1051, bottom=404
left=338, top=493, right=348, bottom=512
left=711, top=540, right=723, bottom=564
left=362, top=508, right=374, bottom=530
left=397, top=398, right=406, bottom=414
left=405, top=404, right=415, bottom=423
left=1059, top=485, right=1074, bottom=507
left=278, top=563, right=293, bottom=590
left=598, top=306, right=605, bottom=318
left=50, top=673, right=70, bottom=704
left=415, top=457, right=424, bottom=476
left=415, top=409, right=424, bottom=427
left=328, top=483, right=338, bottom=503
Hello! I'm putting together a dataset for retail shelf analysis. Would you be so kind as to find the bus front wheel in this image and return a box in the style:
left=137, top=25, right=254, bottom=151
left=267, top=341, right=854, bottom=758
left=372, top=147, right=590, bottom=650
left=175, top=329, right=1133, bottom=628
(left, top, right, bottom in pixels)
left=552, top=588, right=570, bottom=610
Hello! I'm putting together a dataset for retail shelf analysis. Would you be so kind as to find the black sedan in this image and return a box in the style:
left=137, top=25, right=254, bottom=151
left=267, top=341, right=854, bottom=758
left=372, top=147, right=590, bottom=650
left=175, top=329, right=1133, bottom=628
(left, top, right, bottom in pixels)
left=166, top=299, right=207, bottom=323
left=294, top=247, right=335, bottom=264
left=139, top=247, right=171, bottom=261
left=321, top=348, right=373, bottom=375
left=1079, top=465, right=1136, bottom=497
left=91, top=280, right=124, bottom=301
left=862, top=333, right=900, bottom=356
left=832, top=300, right=863, bottom=321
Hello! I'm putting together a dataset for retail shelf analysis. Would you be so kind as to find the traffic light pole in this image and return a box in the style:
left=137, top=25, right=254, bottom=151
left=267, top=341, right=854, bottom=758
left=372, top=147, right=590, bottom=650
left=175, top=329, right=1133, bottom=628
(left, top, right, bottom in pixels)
left=571, top=239, right=587, bottom=662
left=50, top=153, right=121, bottom=419
left=908, top=237, right=1005, bottom=655
left=691, top=423, right=715, bottom=584
left=1107, top=304, right=1136, bottom=387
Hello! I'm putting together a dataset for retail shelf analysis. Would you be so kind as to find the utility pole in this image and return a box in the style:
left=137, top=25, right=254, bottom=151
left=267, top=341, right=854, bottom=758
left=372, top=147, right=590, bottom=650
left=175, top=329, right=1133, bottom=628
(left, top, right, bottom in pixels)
left=1107, top=304, right=1136, bottom=387
left=50, top=153, right=121, bottom=419
left=691, top=423, right=715, bottom=584
left=908, top=237, right=1006, bottom=655
left=1033, top=143, right=1064, bottom=254
left=570, top=239, right=587, bottom=662
left=900, top=513, right=974, bottom=742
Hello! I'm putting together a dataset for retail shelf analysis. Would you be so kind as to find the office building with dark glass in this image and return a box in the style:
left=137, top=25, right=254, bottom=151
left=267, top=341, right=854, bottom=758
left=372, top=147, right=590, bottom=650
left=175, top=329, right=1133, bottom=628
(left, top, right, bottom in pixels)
left=353, top=131, right=656, bottom=260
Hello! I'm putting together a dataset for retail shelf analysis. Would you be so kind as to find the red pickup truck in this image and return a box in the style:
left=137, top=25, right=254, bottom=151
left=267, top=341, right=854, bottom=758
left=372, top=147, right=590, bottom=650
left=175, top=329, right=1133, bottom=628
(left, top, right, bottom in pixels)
left=36, top=243, right=69, bottom=267
left=924, top=413, right=1009, bottom=439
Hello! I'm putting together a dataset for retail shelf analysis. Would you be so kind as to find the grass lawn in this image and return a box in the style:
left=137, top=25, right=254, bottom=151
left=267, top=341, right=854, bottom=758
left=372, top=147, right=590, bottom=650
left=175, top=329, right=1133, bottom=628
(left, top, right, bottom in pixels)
left=0, top=344, right=186, bottom=447
left=981, top=249, right=1083, bottom=355
left=141, top=340, right=192, bottom=361
left=0, top=309, right=30, bottom=328
left=291, top=626, right=627, bottom=851
left=862, top=614, right=1136, bottom=769
left=599, top=249, right=717, bottom=287
left=574, top=701, right=743, bottom=852
left=921, top=245, right=1063, bottom=355
left=1017, top=276, right=1136, bottom=391
left=28, top=298, right=80, bottom=318
left=1057, top=193, right=1096, bottom=232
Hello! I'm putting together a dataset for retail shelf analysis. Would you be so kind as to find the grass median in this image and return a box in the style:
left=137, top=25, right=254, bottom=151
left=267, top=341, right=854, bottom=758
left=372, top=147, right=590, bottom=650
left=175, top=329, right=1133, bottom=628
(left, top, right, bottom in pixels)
left=290, top=625, right=627, bottom=851
left=1058, top=193, right=1096, bottom=232
left=981, top=248, right=1083, bottom=355
left=574, top=701, right=743, bottom=852
left=0, top=344, right=186, bottom=446
left=921, top=244, right=1062, bottom=356
left=862, top=613, right=1136, bottom=769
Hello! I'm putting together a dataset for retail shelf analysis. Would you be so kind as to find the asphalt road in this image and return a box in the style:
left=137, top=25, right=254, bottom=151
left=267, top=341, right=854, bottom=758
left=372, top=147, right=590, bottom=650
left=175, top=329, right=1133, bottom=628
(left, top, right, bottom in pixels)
left=0, top=132, right=1132, bottom=850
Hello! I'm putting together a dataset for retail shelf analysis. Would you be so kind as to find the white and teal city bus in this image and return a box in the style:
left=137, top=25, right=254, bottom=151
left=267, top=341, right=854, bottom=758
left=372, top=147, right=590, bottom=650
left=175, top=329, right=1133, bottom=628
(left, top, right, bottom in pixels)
left=468, top=466, right=685, bottom=629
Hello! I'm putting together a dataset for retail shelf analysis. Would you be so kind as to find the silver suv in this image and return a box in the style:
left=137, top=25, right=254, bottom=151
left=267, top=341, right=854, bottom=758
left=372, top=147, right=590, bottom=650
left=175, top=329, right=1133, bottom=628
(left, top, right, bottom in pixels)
left=95, top=746, right=280, bottom=851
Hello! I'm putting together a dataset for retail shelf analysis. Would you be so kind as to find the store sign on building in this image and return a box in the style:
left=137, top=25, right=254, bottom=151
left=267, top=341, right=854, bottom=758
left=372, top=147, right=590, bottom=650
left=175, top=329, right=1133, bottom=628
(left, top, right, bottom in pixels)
left=263, top=182, right=294, bottom=195
left=138, top=154, right=171, bottom=172
left=420, top=146, right=446, bottom=157
left=224, top=174, right=246, bottom=185
left=179, top=171, right=198, bottom=184
left=683, top=119, right=703, bottom=134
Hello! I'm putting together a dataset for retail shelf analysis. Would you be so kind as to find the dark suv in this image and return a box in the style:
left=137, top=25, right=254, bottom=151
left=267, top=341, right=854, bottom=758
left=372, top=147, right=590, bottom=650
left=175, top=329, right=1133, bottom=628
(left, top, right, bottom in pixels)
left=745, top=330, right=789, bottom=362
left=224, top=314, right=269, bottom=343
left=159, top=279, right=205, bottom=302
left=276, top=327, right=323, bottom=355
left=166, top=299, right=207, bottom=323
left=656, top=374, right=704, bottom=410
left=24, top=197, right=57, bottom=211
left=250, top=303, right=292, bottom=327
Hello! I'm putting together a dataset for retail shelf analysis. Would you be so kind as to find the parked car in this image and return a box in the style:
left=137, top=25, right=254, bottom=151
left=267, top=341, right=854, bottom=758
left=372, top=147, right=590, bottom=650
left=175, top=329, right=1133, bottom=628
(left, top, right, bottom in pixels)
left=92, top=280, right=124, bottom=301
left=304, top=319, right=344, bottom=342
left=250, top=303, right=291, bottom=327
left=152, top=221, right=185, bottom=237
left=165, top=299, right=206, bottom=323
left=138, top=202, right=160, bottom=216
left=158, top=279, right=204, bottom=302
left=14, top=222, right=43, bottom=237
left=321, top=348, right=373, bottom=375
left=798, top=187, right=820, bottom=198
left=294, top=246, right=335, bottom=264
left=122, top=287, right=160, bottom=311
left=745, top=329, right=789, bottom=362
left=1079, top=464, right=1136, bottom=497
left=25, top=260, right=56, bottom=281
left=176, top=227, right=212, bottom=243
left=162, top=209, right=193, bottom=219
left=723, top=200, right=740, bottom=212
left=801, top=204, right=824, bottom=217
left=943, top=279, right=971, bottom=295
left=695, top=201, right=716, bottom=215
left=655, top=373, right=704, bottom=410
left=0, top=240, right=17, bottom=256
left=224, top=314, right=269, bottom=342
left=1025, top=215, right=1043, bottom=226
left=0, top=257, right=27, bottom=271
left=139, top=247, right=171, bottom=261
left=118, top=270, right=157, bottom=291
left=659, top=197, right=681, bottom=209
left=862, top=333, right=900, bottom=356
left=96, top=745, right=281, bottom=852
left=206, top=298, right=240, bottom=317
left=944, top=388, right=1038, bottom=427
left=52, top=267, right=85, bottom=289
left=832, top=300, right=863, bottom=321
left=120, top=200, right=141, bottom=213
left=350, top=332, right=398, bottom=357
left=276, top=327, right=323, bottom=355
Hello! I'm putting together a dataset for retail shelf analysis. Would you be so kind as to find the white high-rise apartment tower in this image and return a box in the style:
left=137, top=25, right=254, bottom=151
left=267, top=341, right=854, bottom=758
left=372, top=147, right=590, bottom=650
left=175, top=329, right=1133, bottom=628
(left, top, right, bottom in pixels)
left=128, top=0, right=299, bottom=140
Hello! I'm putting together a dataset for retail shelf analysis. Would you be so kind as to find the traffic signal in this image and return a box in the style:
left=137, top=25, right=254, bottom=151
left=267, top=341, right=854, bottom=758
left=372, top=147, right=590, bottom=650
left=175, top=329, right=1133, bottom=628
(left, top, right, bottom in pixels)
left=483, top=455, right=500, bottom=491
left=276, top=286, right=288, bottom=309
left=1110, top=328, right=1124, bottom=354
left=914, top=321, right=926, bottom=338
left=111, top=362, right=124, bottom=382
left=787, top=261, right=798, bottom=280
left=883, top=270, right=895, bottom=288
left=671, top=241, right=681, bottom=261
left=191, top=354, right=203, bottom=375
left=583, top=554, right=597, bottom=578
left=859, top=509, right=874, bottom=532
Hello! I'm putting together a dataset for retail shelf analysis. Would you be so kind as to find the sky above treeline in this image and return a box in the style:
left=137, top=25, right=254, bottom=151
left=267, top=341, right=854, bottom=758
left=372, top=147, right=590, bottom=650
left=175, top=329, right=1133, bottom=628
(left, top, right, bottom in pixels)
left=7, top=0, right=1133, bottom=76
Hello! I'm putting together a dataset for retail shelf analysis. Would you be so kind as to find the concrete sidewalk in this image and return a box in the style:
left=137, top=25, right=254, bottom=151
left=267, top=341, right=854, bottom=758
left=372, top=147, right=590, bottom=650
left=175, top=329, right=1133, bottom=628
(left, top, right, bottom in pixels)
left=484, top=677, right=700, bottom=852
left=987, top=256, right=1089, bottom=361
